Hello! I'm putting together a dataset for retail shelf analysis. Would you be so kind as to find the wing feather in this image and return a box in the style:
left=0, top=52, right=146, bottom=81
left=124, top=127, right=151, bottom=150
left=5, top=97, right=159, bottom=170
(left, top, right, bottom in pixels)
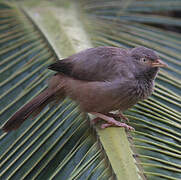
left=48, top=46, right=129, bottom=81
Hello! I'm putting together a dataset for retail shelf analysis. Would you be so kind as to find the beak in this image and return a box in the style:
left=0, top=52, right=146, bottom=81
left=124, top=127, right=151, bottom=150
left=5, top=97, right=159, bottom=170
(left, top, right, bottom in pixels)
left=152, top=59, right=168, bottom=68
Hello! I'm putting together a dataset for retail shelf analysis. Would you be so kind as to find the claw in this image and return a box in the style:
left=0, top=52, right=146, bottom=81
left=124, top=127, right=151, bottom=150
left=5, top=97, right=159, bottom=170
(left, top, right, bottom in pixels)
left=90, top=112, right=134, bottom=131
left=101, top=122, right=134, bottom=131
left=101, top=123, right=112, bottom=129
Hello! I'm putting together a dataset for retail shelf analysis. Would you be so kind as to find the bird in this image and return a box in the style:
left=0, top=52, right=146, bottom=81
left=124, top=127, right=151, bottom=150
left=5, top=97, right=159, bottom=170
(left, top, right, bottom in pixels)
left=2, top=46, right=168, bottom=132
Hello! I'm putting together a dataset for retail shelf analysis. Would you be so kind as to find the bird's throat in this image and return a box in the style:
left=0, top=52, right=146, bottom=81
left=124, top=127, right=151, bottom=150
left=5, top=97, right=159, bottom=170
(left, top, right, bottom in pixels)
left=135, top=68, right=158, bottom=100
left=146, top=67, right=159, bottom=80
left=136, top=67, right=159, bottom=81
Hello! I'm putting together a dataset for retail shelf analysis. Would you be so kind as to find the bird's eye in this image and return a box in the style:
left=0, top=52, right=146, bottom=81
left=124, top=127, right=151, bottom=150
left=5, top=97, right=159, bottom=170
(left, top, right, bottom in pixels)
left=140, top=57, right=148, bottom=63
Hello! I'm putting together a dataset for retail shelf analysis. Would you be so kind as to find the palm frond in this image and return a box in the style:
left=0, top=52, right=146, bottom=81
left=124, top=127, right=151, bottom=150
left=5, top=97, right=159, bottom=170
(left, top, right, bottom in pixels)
left=0, top=2, right=113, bottom=179
left=0, top=0, right=181, bottom=179
left=81, top=1, right=181, bottom=179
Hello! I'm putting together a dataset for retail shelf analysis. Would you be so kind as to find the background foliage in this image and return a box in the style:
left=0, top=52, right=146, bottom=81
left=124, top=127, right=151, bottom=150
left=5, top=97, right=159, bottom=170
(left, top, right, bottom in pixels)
left=0, top=0, right=180, bottom=179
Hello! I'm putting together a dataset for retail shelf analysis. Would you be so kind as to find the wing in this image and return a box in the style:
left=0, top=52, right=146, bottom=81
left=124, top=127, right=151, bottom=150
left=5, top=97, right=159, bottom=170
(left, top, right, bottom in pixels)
left=48, top=46, right=131, bottom=81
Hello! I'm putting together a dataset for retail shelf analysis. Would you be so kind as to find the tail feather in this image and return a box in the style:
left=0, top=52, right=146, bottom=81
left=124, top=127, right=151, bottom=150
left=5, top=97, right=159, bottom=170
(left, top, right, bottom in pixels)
left=31, top=98, right=53, bottom=118
left=2, top=87, right=61, bottom=132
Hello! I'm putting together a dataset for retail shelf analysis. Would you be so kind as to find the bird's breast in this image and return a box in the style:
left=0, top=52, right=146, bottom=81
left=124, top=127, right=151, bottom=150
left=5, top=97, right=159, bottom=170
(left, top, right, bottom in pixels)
left=116, top=79, right=154, bottom=112
left=135, top=79, right=154, bottom=100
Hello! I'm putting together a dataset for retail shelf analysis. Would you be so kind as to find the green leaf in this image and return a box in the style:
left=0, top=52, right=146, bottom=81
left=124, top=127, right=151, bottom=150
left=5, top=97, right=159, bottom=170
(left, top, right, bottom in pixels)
left=0, top=2, right=120, bottom=180
left=0, top=0, right=181, bottom=180
left=81, top=1, right=181, bottom=179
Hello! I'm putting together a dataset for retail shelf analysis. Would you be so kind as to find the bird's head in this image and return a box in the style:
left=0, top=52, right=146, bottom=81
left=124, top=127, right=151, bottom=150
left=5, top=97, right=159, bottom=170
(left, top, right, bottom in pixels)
left=130, top=46, right=168, bottom=80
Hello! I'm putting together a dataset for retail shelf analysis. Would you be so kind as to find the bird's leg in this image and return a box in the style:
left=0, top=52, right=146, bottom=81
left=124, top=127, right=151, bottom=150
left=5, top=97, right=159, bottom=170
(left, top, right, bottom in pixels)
left=106, top=112, right=129, bottom=123
left=90, top=112, right=134, bottom=131
left=118, top=111, right=129, bottom=122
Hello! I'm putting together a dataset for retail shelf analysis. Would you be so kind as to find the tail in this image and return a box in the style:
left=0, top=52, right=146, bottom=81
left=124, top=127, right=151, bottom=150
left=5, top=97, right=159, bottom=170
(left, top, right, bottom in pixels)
left=2, top=87, right=61, bottom=132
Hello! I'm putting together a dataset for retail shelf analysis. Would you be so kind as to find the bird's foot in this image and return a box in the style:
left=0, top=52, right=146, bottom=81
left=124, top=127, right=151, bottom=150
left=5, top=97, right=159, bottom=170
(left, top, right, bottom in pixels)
left=101, top=122, right=134, bottom=130
left=90, top=112, right=134, bottom=131
left=105, top=112, right=129, bottom=123
left=107, top=112, right=129, bottom=123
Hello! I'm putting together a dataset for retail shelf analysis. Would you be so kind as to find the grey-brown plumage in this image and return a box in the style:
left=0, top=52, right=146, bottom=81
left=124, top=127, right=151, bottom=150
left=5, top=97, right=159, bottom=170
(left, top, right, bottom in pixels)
left=2, top=46, right=167, bottom=132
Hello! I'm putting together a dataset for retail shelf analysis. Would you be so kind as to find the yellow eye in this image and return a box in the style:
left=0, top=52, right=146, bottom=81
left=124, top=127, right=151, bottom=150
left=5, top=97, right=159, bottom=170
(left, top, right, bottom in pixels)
left=140, top=57, right=148, bottom=63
